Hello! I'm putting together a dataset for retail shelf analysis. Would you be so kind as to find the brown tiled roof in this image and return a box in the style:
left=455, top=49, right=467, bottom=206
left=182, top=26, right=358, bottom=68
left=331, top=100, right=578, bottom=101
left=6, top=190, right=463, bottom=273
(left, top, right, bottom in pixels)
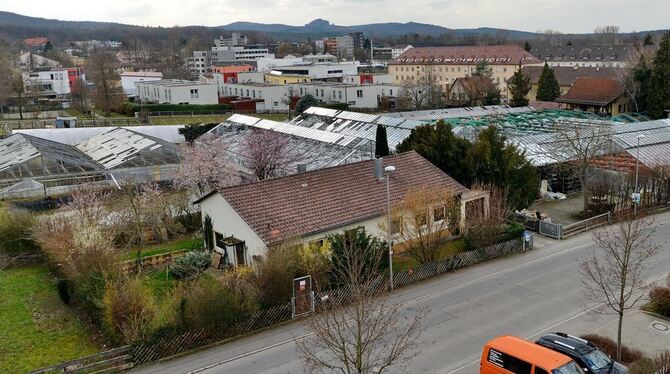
left=390, top=45, right=540, bottom=65
left=556, top=77, right=624, bottom=106
left=23, top=37, right=49, bottom=47
left=203, top=151, right=467, bottom=245
left=519, top=66, right=622, bottom=86
left=451, top=76, right=498, bottom=97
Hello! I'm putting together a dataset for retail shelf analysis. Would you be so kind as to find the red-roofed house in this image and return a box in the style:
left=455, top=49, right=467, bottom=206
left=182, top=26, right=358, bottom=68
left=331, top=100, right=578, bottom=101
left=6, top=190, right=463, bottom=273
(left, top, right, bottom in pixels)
left=23, top=37, right=49, bottom=48
left=556, top=77, right=630, bottom=115
left=195, top=152, right=488, bottom=267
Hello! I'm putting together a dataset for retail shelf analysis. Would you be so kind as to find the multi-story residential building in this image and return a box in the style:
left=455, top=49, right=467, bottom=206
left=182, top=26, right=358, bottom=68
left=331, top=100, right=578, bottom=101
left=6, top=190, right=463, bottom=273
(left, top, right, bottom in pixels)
left=294, top=82, right=399, bottom=109
left=186, top=51, right=212, bottom=77
left=267, top=62, right=359, bottom=82
left=214, top=33, right=249, bottom=47
left=372, top=44, right=413, bottom=63
left=120, top=71, right=164, bottom=97
left=265, top=73, right=312, bottom=85
left=530, top=44, right=636, bottom=68
left=135, top=80, right=219, bottom=105
left=211, top=46, right=273, bottom=63
left=22, top=68, right=71, bottom=97
left=323, top=36, right=354, bottom=58
left=302, top=53, right=338, bottom=64
left=388, top=45, right=541, bottom=100
left=348, top=32, right=365, bottom=50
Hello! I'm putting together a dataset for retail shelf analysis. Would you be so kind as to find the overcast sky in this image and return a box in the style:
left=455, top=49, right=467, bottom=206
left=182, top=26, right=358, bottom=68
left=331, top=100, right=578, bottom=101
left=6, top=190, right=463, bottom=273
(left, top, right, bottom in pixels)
left=1, top=0, right=668, bottom=33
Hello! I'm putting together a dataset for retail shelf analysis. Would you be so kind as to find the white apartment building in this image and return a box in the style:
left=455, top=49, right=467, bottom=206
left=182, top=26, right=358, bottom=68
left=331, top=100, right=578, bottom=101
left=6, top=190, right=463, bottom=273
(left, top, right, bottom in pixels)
left=269, top=62, right=359, bottom=81
left=342, top=74, right=393, bottom=85
left=215, top=33, right=249, bottom=47
left=220, top=82, right=290, bottom=111
left=120, top=71, right=163, bottom=97
left=136, top=80, right=219, bottom=105
left=211, top=46, right=273, bottom=63
left=22, top=69, right=71, bottom=96
left=187, top=51, right=212, bottom=77
left=294, top=82, right=400, bottom=109
left=372, top=44, right=413, bottom=62
left=334, top=36, right=354, bottom=58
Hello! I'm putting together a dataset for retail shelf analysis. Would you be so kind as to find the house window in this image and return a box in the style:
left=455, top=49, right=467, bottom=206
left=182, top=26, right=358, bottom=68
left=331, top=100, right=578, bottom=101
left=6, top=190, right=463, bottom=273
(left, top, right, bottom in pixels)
left=309, top=238, right=326, bottom=247
left=433, top=205, right=446, bottom=222
left=273, top=101, right=279, bottom=106
left=215, top=232, right=226, bottom=249
left=338, top=91, right=342, bottom=100
left=190, top=89, right=199, bottom=98
left=391, top=217, right=403, bottom=235
left=356, top=90, right=363, bottom=98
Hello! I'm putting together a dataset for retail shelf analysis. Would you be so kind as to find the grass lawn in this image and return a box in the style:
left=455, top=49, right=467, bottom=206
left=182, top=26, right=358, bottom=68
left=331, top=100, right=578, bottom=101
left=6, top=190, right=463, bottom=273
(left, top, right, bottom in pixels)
left=148, top=114, right=231, bottom=126
left=0, top=266, right=100, bottom=373
left=122, top=235, right=203, bottom=261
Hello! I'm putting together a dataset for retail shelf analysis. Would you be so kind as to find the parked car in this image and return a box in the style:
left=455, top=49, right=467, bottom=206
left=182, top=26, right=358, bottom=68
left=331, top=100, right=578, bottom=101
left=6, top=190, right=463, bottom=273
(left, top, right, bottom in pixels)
left=536, top=333, right=629, bottom=373
left=481, top=335, right=584, bottom=374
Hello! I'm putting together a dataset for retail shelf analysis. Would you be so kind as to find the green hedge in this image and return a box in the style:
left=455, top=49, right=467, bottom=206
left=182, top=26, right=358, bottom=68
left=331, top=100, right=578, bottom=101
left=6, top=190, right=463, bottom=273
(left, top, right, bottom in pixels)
left=123, top=103, right=232, bottom=115
left=322, top=102, right=349, bottom=110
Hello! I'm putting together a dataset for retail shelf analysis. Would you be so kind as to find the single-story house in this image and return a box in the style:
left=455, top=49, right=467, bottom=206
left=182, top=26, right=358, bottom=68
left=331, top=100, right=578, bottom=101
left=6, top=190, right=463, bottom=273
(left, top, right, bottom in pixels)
left=556, top=77, right=630, bottom=116
left=195, top=151, right=488, bottom=267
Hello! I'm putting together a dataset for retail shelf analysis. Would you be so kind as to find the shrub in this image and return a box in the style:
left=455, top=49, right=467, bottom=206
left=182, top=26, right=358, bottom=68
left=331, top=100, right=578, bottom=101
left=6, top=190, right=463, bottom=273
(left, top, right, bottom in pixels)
left=178, top=275, right=256, bottom=332
left=580, top=334, right=644, bottom=364
left=649, top=286, right=670, bottom=317
left=170, top=251, right=211, bottom=279
left=328, top=230, right=388, bottom=286
left=629, top=351, right=670, bottom=374
left=254, top=243, right=300, bottom=308
left=0, top=209, right=39, bottom=255
left=102, top=277, right=156, bottom=344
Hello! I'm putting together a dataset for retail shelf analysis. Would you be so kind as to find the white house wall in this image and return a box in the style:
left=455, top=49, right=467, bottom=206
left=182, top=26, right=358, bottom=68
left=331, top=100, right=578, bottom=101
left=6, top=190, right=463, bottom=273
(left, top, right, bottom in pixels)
left=200, top=193, right=267, bottom=263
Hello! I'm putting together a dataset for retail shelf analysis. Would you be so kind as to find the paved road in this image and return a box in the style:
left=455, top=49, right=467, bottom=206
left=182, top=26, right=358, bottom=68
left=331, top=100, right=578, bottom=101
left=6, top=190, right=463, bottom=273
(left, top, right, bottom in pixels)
left=133, top=213, right=670, bottom=374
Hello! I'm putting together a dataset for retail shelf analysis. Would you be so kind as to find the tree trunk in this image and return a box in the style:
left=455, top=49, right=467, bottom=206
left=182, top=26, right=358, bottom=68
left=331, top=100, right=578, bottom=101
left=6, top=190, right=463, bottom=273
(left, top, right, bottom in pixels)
left=616, top=311, right=623, bottom=361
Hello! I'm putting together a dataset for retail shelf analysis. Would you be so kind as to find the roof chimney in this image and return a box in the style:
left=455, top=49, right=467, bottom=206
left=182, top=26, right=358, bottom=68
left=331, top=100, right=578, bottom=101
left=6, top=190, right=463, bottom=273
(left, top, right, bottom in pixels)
left=374, top=158, right=384, bottom=180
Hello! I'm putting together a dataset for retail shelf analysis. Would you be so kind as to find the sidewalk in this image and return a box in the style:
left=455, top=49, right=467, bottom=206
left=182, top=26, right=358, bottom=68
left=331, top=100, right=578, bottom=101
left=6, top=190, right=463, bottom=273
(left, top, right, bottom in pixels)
left=590, top=310, right=670, bottom=357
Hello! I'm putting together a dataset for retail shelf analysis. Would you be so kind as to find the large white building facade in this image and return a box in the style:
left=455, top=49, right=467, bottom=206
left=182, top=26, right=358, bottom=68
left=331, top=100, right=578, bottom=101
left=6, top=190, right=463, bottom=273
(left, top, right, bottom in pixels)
left=135, top=80, right=219, bottom=105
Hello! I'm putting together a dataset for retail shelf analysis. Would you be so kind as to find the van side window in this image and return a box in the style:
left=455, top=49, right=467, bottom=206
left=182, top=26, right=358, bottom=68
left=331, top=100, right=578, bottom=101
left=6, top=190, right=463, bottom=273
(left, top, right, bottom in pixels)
left=487, top=348, right=532, bottom=374
left=535, top=368, right=549, bottom=374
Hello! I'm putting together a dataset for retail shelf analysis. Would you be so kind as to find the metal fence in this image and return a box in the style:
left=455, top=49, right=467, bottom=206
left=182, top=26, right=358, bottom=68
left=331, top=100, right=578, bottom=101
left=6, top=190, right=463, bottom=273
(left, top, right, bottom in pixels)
left=31, top=236, right=531, bottom=372
left=562, top=212, right=611, bottom=238
left=539, top=220, right=563, bottom=239
left=128, top=236, right=531, bottom=368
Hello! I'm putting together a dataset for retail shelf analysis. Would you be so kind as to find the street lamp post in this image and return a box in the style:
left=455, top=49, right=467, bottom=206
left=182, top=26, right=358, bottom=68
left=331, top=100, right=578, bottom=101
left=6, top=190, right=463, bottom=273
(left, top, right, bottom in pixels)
left=385, top=165, right=396, bottom=291
left=634, top=134, right=645, bottom=216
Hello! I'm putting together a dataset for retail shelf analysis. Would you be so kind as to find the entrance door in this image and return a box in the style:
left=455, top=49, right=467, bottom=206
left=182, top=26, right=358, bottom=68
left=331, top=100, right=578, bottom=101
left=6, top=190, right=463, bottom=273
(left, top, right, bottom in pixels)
left=235, top=243, right=246, bottom=266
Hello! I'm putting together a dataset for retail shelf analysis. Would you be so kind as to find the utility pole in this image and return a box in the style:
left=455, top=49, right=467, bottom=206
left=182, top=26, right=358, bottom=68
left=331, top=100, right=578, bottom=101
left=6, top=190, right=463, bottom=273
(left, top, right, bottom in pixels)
left=385, top=165, right=396, bottom=291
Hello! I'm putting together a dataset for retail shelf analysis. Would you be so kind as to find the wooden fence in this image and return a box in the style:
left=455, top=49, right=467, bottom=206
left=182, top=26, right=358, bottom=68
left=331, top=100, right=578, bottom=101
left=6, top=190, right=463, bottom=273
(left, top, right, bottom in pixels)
left=119, top=250, right=188, bottom=274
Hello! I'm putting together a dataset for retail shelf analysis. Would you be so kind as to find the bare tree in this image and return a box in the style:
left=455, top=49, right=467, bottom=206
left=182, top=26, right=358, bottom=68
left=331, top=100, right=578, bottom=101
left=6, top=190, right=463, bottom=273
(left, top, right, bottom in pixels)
left=594, top=25, right=621, bottom=44
left=240, top=129, right=304, bottom=180
left=399, top=65, right=443, bottom=110
left=173, top=133, right=240, bottom=196
left=296, top=230, right=427, bottom=374
left=551, top=124, right=613, bottom=214
left=381, top=186, right=460, bottom=265
left=87, top=49, right=124, bottom=116
left=537, top=29, right=565, bottom=46
left=581, top=214, right=660, bottom=361
left=0, top=51, right=27, bottom=119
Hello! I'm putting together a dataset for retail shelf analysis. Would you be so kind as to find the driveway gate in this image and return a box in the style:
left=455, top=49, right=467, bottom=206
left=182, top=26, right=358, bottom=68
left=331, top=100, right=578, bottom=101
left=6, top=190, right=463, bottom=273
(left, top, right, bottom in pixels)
left=539, top=221, right=563, bottom=239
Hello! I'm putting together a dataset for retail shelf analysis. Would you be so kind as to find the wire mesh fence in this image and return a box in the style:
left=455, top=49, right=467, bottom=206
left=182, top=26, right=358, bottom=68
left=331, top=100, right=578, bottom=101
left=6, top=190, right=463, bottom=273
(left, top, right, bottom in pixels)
left=127, top=236, right=530, bottom=367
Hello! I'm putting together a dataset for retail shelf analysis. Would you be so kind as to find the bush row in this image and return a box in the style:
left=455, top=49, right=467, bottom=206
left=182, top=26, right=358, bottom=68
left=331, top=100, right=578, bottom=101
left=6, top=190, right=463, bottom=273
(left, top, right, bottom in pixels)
left=120, top=103, right=232, bottom=116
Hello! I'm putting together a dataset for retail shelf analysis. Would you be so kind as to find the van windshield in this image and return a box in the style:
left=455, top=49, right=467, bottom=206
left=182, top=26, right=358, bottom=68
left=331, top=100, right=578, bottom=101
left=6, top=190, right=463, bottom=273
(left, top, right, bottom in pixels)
left=552, top=361, right=583, bottom=374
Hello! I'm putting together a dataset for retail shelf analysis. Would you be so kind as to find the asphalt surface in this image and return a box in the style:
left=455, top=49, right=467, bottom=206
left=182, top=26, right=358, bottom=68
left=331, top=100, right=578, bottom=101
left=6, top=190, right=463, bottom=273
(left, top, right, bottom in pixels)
left=133, top=213, right=670, bottom=374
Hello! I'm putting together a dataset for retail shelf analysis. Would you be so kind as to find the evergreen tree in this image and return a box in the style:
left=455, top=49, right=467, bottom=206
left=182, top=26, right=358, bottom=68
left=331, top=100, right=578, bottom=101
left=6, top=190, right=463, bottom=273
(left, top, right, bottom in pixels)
left=536, top=63, right=561, bottom=101
left=466, top=126, right=540, bottom=209
left=647, top=33, right=670, bottom=119
left=644, top=34, right=654, bottom=46
left=507, top=63, right=531, bottom=107
left=374, top=124, right=390, bottom=157
left=523, top=41, right=532, bottom=52
left=295, top=94, right=318, bottom=115
left=633, top=55, right=652, bottom=113
left=396, top=120, right=472, bottom=185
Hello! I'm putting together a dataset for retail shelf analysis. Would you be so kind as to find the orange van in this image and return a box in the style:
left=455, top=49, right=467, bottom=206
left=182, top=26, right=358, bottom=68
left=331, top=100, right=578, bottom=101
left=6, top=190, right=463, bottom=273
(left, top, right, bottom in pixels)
left=481, top=336, right=584, bottom=374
